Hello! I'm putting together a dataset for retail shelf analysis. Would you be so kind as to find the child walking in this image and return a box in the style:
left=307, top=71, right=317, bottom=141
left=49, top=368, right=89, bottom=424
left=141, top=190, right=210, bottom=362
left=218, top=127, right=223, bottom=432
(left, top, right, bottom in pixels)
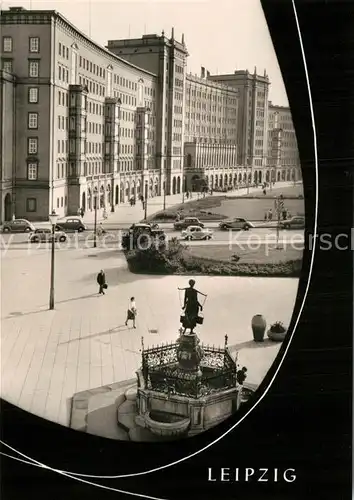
left=125, top=297, right=137, bottom=328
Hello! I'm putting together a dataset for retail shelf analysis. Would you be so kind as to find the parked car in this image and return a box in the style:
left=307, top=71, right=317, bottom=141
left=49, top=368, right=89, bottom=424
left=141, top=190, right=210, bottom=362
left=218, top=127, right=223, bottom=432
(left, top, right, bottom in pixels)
left=55, top=217, right=86, bottom=232
left=122, top=223, right=166, bottom=250
left=129, top=222, right=159, bottom=232
left=181, top=226, right=213, bottom=241
left=28, top=228, right=67, bottom=243
left=219, top=218, right=254, bottom=231
left=174, top=217, right=204, bottom=230
left=2, top=219, right=35, bottom=233
left=279, top=216, right=305, bottom=230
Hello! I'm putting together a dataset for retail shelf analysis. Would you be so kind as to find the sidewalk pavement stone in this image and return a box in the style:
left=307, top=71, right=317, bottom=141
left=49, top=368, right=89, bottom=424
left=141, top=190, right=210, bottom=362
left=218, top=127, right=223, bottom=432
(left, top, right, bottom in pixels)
left=1, top=242, right=299, bottom=428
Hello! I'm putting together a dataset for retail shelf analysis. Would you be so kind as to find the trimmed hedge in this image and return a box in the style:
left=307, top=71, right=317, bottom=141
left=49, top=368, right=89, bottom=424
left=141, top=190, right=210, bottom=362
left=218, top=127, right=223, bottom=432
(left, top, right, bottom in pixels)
left=124, top=241, right=302, bottom=277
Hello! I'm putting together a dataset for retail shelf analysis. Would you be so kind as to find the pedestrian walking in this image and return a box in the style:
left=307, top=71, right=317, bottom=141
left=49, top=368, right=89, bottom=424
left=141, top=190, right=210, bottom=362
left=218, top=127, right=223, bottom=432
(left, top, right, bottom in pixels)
left=97, top=269, right=107, bottom=295
left=80, top=207, right=85, bottom=217
left=125, top=297, right=137, bottom=328
left=268, top=209, right=273, bottom=221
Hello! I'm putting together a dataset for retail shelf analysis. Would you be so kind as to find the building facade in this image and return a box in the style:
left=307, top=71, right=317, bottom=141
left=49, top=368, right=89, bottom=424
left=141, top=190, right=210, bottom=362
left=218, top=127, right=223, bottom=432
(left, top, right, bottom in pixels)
left=0, top=7, right=166, bottom=221
left=267, top=102, right=301, bottom=182
left=0, top=69, right=16, bottom=223
left=208, top=68, right=270, bottom=185
left=183, top=69, right=239, bottom=191
left=107, top=28, right=188, bottom=198
left=0, top=6, right=301, bottom=223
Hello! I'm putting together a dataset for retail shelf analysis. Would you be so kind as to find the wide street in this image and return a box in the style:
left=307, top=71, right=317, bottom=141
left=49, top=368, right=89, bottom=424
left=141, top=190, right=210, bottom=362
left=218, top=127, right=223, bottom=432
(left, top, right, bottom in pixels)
left=0, top=243, right=300, bottom=428
left=1, top=227, right=304, bottom=254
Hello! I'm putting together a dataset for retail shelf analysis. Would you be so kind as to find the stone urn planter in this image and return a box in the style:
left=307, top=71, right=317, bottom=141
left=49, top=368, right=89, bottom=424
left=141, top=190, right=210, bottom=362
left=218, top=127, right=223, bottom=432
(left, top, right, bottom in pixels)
left=267, top=321, right=287, bottom=342
left=251, top=314, right=267, bottom=342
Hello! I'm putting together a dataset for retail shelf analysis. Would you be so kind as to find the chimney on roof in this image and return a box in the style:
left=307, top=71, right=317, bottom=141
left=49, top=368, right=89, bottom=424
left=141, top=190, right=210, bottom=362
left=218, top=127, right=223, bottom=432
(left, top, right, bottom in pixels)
left=201, top=67, right=205, bottom=79
left=171, top=27, right=175, bottom=40
left=254, top=66, right=257, bottom=75
left=206, top=70, right=210, bottom=78
left=182, top=33, right=185, bottom=45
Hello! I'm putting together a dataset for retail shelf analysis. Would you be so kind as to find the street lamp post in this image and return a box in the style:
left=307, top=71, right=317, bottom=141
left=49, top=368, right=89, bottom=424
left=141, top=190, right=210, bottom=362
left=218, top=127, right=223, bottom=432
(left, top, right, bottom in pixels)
left=49, top=210, right=59, bottom=310
left=93, top=194, right=98, bottom=248
left=275, top=195, right=284, bottom=250
left=163, top=181, right=166, bottom=211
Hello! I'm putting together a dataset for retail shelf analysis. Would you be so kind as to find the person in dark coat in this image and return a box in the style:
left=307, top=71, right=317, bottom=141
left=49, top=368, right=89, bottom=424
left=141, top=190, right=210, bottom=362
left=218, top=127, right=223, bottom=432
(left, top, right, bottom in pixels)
left=97, top=269, right=106, bottom=295
left=178, top=279, right=207, bottom=334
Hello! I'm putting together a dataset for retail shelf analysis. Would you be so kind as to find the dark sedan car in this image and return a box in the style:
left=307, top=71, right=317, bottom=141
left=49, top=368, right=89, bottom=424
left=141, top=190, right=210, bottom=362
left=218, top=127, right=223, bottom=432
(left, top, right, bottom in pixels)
left=174, top=217, right=205, bottom=230
left=55, top=217, right=86, bottom=232
left=279, top=216, right=305, bottom=230
left=2, top=218, right=35, bottom=233
left=219, top=218, right=254, bottom=231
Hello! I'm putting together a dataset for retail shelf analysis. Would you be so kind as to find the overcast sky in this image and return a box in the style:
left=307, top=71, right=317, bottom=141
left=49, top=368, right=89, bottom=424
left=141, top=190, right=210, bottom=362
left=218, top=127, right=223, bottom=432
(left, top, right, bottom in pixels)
left=3, top=0, right=289, bottom=105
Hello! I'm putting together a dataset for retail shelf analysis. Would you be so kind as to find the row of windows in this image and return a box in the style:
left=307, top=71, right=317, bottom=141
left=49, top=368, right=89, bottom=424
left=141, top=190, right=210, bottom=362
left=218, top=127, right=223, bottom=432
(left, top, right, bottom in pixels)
left=1, top=58, right=39, bottom=77
left=2, top=36, right=39, bottom=53
left=58, top=64, right=69, bottom=83
left=187, top=115, right=237, bottom=126
left=58, top=42, right=70, bottom=60
left=173, top=119, right=183, bottom=128
left=174, top=78, right=184, bottom=88
left=185, top=126, right=237, bottom=137
left=186, top=88, right=237, bottom=105
left=186, top=101, right=237, bottom=115
left=78, top=75, right=106, bottom=97
left=78, top=52, right=155, bottom=99
left=172, top=133, right=182, bottom=142
left=78, top=55, right=105, bottom=79
left=56, top=138, right=140, bottom=156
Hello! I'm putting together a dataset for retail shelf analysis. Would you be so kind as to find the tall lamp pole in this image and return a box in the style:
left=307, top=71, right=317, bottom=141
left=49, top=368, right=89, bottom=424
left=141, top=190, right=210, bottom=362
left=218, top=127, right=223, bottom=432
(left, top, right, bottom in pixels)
left=275, top=195, right=284, bottom=250
left=49, top=210, right=59, bottom=310
left=93, top=194, right=98, bottom=248
left=163, top=180, right=166, bottom=211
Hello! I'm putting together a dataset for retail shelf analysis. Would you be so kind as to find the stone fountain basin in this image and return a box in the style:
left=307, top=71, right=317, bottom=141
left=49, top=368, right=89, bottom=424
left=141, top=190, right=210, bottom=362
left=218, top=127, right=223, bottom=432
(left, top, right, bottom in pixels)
left=144, top=410, right=190, bottom=437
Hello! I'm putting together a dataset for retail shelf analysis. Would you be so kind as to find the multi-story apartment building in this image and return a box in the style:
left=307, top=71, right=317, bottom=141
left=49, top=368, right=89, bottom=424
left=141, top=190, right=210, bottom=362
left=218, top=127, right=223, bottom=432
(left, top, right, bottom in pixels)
left=107, top=28, right=188, bottom=198
left=208, top=68, right=270, bottom=185
left=0, top=6, right=301, bottom=223
left=267, top=102, right=301, bottom=182
left=183, top=69, right=239, bottom=191
left=0, top=7, right=165, bottom=221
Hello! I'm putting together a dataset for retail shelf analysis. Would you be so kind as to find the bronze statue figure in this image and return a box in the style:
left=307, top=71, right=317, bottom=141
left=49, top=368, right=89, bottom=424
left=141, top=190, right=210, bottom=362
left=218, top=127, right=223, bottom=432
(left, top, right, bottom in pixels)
left=178, top=279, right=207, bottom=334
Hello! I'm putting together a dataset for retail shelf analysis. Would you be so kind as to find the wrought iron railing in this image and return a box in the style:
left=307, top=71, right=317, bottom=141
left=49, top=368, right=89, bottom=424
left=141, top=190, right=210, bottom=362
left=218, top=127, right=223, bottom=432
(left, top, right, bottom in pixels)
left=140, top=337, right=238, bottom=399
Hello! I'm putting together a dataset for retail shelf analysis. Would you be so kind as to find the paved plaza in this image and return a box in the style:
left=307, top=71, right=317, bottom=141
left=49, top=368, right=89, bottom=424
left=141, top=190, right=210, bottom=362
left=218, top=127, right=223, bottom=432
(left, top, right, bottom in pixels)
left=0, top=243, right=299, bottom=428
